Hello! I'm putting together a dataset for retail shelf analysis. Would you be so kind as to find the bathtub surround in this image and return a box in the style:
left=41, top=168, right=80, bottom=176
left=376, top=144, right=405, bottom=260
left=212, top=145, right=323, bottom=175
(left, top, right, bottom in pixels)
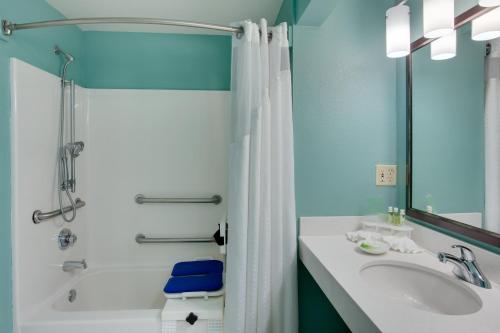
left=86, top=89, right=228, bottom=266
left=225, top=20, right=298, bottom=333
left=0, top=1, right=86, bottom=332
left=10, top=58, right=229, bottom=332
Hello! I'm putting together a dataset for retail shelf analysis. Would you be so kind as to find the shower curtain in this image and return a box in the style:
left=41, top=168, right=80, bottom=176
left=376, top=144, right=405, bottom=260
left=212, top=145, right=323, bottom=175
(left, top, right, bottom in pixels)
left=224, top=20, right=298, bottom=333
left=485, top=39, right=500, bottom=233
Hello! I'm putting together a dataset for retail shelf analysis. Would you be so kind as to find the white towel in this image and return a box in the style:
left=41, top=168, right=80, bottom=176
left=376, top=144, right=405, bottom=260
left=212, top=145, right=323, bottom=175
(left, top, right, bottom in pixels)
left=346, top=231, right=422, bottom=254
left=346, top=230, right=383, bottom=242
left=382, top=236, right=423, bottom=254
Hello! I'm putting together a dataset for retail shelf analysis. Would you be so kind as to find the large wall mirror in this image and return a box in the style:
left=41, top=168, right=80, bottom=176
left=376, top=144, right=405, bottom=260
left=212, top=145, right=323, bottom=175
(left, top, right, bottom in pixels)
left=407, top=6, right=500, bottom=247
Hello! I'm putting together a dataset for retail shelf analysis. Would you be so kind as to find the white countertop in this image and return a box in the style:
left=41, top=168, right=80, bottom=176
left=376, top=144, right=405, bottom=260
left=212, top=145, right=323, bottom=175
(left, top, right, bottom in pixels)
left=299, top=218, right=500, bottom=333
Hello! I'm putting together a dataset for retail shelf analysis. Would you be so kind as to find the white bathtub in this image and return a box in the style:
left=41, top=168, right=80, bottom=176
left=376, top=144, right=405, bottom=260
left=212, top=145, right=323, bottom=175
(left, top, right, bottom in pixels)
left=19, top=266, right=170, bottom=333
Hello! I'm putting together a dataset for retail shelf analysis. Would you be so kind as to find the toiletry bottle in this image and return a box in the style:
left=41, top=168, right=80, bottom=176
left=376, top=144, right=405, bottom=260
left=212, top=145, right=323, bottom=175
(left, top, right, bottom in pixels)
left=393, top=207, right=400, bottom=225
left=388, top=207, right=393, bottom=224
left=400, top=209, right=406, bottom=225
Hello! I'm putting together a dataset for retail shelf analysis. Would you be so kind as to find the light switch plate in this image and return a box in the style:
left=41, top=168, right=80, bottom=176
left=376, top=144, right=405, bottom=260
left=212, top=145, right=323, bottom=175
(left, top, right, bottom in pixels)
left=376, top=165, right=397, bottom=186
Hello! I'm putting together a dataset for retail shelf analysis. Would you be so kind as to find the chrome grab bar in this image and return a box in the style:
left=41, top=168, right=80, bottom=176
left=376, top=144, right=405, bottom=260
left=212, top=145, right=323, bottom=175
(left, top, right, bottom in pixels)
left=134, top=194, right=222, bottom=205
left=135, top=234, right=215, bottom=244
left=32, top=198, right=85, bottom=224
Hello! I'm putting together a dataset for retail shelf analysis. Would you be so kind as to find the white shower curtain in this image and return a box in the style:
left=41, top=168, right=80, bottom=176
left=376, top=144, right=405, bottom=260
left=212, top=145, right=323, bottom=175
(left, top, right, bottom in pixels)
left=224, top=19, right=298, bottom=333
left=485, top=39, right=500, bottom=233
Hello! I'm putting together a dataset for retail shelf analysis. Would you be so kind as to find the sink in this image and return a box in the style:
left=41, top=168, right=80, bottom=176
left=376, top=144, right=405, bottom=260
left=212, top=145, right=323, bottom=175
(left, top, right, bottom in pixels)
left=360, top=261, right=482, bottom=315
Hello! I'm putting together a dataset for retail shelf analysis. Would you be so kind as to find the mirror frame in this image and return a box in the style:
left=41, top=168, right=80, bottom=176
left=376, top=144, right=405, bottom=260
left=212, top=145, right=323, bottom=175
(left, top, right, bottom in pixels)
left=406, top=5, right=500, bottom=247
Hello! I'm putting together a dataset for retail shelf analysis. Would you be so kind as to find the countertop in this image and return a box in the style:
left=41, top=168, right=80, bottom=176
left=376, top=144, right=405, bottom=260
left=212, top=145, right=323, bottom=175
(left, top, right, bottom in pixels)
left=299, top=234, right=500, bottom=333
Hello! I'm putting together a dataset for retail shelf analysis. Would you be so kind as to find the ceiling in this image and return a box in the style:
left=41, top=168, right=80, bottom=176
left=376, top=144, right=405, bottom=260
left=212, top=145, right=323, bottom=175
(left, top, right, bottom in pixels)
left=46, top=0, right=284, bottom=35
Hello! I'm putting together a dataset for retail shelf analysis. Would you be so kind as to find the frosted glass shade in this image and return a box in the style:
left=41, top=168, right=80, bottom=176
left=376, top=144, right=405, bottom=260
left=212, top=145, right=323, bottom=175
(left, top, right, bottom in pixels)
left=423, top=0, right=455, bottom=38
left=431, top=30, right=456, bottom=60
left=472, top=7, right=500, bottom=41
left=478, top=0, right=500, bottom=7
left=386, top=5, right=410, bottom=58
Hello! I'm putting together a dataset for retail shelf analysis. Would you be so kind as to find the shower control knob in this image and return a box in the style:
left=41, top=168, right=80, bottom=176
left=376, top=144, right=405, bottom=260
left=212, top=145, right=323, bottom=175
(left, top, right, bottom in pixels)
left=58, top=228, right=77, bottom=250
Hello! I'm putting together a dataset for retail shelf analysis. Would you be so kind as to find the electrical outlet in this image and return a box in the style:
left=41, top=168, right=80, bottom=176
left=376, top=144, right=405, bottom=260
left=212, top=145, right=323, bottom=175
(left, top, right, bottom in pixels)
left=376, top=165, right=397, bottom=186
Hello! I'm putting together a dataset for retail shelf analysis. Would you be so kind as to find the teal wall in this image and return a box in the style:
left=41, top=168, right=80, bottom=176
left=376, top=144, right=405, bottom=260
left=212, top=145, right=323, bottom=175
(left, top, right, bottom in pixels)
left=0, top=2, right=85, bottom=332
left=292, top=0, right=396, bottom=331
left=412, top=27, right=485, bottom=215
left=83, top=31, right=231, bottom=90
left=295, top=0, right=311, bottom=23
left=276, top=0, right=296, bottom=26
left=293, top=0, right=397, bottom=217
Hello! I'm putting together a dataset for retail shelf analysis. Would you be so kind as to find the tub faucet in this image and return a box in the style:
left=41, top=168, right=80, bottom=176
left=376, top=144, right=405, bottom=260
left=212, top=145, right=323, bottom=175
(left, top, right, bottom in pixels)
left=437, top=245, right=491, bottom=289
left=62, top=259, right=87, bottom=272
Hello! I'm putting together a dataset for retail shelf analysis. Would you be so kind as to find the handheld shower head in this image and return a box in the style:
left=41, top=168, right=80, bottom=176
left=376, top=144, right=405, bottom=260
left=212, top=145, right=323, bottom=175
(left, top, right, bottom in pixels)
left=54, top=45, right=74, bottom=81
left=54, top=45, right=74, bottom=63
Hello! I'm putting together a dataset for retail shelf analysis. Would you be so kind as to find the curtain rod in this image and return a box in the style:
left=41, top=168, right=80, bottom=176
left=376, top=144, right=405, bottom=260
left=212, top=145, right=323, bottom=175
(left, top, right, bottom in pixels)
left=1, top=17, right=244, bottom=36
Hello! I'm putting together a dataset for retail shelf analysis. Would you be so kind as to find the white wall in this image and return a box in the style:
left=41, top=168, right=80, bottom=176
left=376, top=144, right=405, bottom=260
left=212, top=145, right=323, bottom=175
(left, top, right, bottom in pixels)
left=11, top=59, right=230, bottom=325
left=86, top=89, right=229, bottom=266
left=11, top=59, right=88, bottom=322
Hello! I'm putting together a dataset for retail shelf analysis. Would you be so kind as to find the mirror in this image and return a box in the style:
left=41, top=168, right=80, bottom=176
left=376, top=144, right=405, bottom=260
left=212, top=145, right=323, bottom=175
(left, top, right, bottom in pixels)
left=408, top=11, right=500, bottom=247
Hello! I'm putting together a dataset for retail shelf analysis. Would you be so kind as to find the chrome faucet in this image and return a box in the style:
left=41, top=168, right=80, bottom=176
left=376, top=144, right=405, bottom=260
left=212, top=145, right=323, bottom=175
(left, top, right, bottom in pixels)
left=62, top=259, right=87, bottom=272
left=438, top=245, right=491, bottom=289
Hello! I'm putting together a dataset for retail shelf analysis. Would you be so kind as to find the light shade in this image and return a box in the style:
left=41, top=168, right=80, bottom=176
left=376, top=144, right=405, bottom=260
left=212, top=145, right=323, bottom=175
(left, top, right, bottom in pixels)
left=478, top=0, right=500, bottom=7
left=423, top=0, right=455, bottom=38
left=386, top=5, right=410, bottom=58
left=431, top=30, right=456, bottom=60
left=472, top=7, right=500, bottom=41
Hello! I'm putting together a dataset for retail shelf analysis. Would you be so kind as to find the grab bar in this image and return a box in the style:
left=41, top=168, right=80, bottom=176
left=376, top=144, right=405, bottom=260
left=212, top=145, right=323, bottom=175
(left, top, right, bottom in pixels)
left=32, top=198, right=85, bottom=224
left=134, top=194, right=222, bottom=205
left=135, top=234, right=215, bottom=244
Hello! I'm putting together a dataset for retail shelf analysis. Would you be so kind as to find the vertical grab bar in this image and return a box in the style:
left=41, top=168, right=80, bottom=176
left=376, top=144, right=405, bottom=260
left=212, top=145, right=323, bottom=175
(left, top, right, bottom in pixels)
left=69, top=80, right=76, bottom=193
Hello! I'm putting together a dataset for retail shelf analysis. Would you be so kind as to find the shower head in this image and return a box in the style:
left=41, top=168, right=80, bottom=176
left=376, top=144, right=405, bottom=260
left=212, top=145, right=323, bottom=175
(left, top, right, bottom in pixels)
left=54, top=45, right=74, bottom=81
left=54, top=45, right=74, bottom=63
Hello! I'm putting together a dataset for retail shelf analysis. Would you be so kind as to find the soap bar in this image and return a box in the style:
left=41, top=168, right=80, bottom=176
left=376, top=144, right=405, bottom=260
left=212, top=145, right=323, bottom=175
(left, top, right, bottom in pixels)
left=171, top=260, right=223, bottom=276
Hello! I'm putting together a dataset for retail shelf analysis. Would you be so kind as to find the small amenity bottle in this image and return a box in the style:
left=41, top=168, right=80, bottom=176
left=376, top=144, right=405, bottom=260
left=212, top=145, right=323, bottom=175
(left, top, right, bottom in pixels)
left=388, top=207, right=393, bottom=224
left=393, top=207, right=400, bottom=225
left=400, top=209, right=406, bottom=225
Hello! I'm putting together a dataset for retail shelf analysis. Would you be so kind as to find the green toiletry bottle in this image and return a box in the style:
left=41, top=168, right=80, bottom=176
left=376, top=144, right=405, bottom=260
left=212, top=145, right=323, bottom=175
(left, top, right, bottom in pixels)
left=400, top=209, right=406, bottom=225
left=388, top=207, right=393, bottom=224
left=393, top=207, right=400, bottom=226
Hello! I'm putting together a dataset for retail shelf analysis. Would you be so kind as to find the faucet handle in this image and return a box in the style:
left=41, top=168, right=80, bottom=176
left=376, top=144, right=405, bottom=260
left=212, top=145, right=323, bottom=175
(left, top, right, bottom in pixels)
left=452, top=244, right=476, bottom=261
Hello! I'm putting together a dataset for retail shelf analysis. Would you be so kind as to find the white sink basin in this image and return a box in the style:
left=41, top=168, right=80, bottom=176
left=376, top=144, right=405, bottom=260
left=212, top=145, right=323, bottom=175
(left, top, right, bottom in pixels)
left=360, top=260, right=482, bottom=315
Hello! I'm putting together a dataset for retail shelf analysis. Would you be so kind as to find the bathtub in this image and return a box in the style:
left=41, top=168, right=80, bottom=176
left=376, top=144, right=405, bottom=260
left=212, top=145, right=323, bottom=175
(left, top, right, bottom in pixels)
left=19, top=266, right=171, bottom=333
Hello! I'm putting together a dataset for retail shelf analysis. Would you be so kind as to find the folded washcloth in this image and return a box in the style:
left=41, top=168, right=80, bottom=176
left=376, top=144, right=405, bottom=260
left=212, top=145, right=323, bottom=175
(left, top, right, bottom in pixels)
left=346, top=230, right=383, bottom=242
left=382, top=236, right=422, bottom=254
left=346, top=230, right=422, bottom=254
left=171, top=260, right=223, bottom=276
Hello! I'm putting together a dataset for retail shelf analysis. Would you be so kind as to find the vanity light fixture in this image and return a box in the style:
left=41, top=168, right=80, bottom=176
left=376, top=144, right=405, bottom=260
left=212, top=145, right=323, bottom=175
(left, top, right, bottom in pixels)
left=478, top=0, right=500, bottom=7
left=423, top=0, right=455, bottom=38
left=431, top=30, right=456, bottom=60
left=386, top=5, right=411, bottom=58
left=471, top=7, right=500, bottom=41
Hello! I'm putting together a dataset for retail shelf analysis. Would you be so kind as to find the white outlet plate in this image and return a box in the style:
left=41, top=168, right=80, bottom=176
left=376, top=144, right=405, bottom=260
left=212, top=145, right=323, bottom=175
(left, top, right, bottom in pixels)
left=376, top=165, right=397, bottom=186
